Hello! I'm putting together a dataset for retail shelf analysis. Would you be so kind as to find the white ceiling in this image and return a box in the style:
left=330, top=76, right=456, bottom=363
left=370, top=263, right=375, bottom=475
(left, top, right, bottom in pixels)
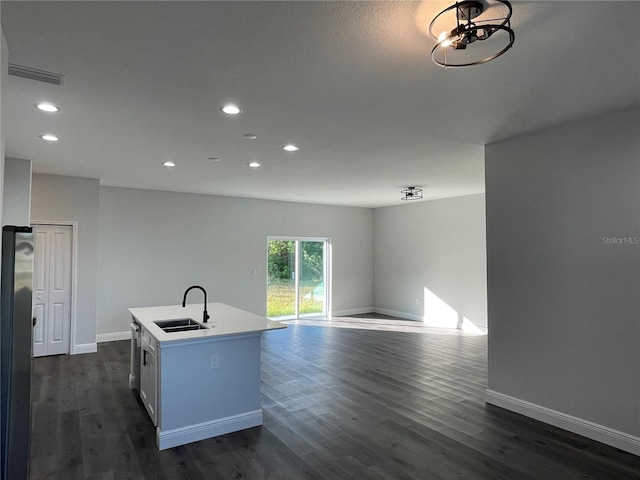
left=2, top=1, right=639, bottom=208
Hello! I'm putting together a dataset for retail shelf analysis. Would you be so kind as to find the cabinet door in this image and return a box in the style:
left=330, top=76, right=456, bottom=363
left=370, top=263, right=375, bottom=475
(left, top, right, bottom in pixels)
left=140, top=347, right=151, bottom=409
left=147, top=350, right=158, bottom=425
left=139, top=334, right=158, bottom=426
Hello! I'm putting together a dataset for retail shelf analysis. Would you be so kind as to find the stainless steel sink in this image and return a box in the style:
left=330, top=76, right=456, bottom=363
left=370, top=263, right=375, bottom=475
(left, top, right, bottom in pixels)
left=154, top=318, right=208, bottom=333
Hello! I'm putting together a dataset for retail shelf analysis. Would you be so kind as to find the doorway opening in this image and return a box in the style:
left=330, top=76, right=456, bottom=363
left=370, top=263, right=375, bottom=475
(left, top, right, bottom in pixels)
left=267, top=238, right=330, bottom=320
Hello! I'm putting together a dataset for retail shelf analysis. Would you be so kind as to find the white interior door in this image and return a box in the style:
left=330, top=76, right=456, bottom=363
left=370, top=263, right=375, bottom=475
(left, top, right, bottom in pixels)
left=32, top=224, right=72, bottom=357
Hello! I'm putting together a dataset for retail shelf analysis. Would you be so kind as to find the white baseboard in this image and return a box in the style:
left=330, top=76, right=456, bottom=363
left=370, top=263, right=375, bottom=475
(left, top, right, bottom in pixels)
left=157, top=409, right=263, bottom=450
left=375, top=308, right=488, bottom=333
left=486, top=389, right=640, bottom=456
left=72, top=343, right=97, bottom=355
left=331, top=307, right=376, bottom=317
left=97, top=331, right=131, bottom=343
left=373, top=307, right=423, bottom=322
left=100, top=315, right=487, bottom=341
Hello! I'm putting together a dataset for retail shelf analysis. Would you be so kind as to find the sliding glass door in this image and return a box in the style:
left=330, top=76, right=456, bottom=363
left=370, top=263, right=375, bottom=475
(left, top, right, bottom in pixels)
left=267, top=238, right=329, bottom=319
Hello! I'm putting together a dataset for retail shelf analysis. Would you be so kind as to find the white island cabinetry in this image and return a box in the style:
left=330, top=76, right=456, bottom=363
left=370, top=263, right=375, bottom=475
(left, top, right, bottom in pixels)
left=139, top=327, right=158, bottom=426
left=128, top=302, right=285, bottom=450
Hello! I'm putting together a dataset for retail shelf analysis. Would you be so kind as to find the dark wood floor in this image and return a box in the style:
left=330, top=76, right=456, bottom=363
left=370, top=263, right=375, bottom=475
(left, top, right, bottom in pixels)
left=29, top=318, right=640, bottom=479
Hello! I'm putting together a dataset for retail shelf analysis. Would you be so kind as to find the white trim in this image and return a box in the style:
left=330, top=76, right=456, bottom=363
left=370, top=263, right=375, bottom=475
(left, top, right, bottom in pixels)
left=156, top=409, right=263, bottom=450
left=72, top=343, right=97, bottom=355
left=332, top=307, right=376, bottom=317
left=486, top=389, right=640, bottom=456
left=373, top=307, right=423, bottom=322
left=372, top=307, right=488, bottom=333
left=100, top=311, right=489, bottom=341
left=97, top=331, right=131, bottom=343
left=294, top=240, right=300, bottom=317
left=468, top=324, right=488, bottom=334
left=31, top=220, right=80, bottom=355
left=325, top=239, right=332, bottom=317
left=267, top=235, right=329, bottom=242
left=27, top=160, right=33, bottom=224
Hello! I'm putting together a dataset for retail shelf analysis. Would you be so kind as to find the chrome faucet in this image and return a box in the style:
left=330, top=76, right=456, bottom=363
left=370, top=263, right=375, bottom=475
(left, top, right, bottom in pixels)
left=182, top=285, right=210, bottom=323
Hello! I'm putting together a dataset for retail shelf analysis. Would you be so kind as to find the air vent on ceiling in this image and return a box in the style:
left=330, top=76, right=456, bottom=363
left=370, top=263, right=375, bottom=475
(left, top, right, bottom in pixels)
left=8, top=64, right=64, bottom=85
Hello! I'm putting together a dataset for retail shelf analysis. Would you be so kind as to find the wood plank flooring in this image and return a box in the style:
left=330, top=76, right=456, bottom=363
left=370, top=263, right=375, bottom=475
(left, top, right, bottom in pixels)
left=29, top=317, right=640, bottom=479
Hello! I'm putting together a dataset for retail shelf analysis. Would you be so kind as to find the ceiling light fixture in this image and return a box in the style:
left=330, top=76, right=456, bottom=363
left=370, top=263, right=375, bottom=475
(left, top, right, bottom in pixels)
left=243, top=134, right=257, bottom=140
left=35, top=102, right=60, bottom=113
left=401, top=186, right=423, bottom=201
left=208, top=157, right=221, bottom=162
left=429, top=0, right=515, bottom=68
left=221, top=104, right=242, bottom=115
left=163, top=161, right=176, bottom=168
left=248, top=162, right=261, bottom=168
left=39, top=134, right=59, bottom=142
left=283, top=144, right=299, bottom=152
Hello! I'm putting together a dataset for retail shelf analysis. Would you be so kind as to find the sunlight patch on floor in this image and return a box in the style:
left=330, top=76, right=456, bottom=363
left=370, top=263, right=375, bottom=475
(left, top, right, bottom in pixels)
left=280, top=316, right=485, bottom=336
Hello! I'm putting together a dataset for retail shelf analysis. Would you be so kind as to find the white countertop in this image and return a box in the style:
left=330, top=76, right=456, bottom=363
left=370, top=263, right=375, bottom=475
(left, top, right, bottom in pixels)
left=128, top=302, right=286, bottom=344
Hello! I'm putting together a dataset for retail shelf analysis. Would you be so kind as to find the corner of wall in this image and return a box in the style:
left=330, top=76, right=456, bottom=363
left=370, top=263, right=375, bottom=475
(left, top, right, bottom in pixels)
left=485, top=107, right=640, bottom=451
left=1, top=27, right=9, bottom=227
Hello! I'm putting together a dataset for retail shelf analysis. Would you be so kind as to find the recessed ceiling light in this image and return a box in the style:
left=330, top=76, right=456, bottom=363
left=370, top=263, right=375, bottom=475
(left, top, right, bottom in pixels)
left=39, top=134, right=59, bottom=142
left=35, top=102, right=60, bottom=113
left=208, top=157, right=221, bottom=162
left=247, top=162, right=261, bottom=168
left=221, top=104, right=242, bottom=115
left=243, top=134, right=257, bottom=140
left=283, top=144, right=299, bottom=152
left=163, top=161, right=176, bottom=168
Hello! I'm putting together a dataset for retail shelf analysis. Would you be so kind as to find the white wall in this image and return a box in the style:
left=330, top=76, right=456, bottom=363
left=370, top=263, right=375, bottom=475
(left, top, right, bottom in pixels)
left=31, top=180, right=487, bottom=341
left=2, top=157, right=31, bottom=225
left=30, top=174, right=100, bottom=352
left=0, top=28, right=8, bottom=227
left=97, top=186, right=374, bottom=338
left=485, top=107, right=640, bottom=453
left=0, top=28, right=6, bottom=467
left=373, top=194, right=487, bottom=329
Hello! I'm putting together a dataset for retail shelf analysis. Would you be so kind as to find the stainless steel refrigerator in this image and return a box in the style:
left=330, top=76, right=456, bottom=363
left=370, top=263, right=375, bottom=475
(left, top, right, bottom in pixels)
left=1, top=226, right=34, bottom=480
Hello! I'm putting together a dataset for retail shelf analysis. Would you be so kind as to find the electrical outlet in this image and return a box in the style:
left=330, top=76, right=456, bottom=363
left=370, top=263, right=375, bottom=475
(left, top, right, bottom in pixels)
left=210, top=354, right=219, bottom=369
left=416, top=298, right=420, bottom=304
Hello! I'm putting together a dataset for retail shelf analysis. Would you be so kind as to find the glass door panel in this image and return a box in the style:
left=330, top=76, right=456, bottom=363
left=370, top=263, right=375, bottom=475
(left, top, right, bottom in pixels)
left=267, top=240, right=296, bottom=319
left=298, top=241, right=325, bottom=317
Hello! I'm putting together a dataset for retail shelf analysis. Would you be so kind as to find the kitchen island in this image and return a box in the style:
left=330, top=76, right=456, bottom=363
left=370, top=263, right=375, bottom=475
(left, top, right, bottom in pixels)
left=128, top=302, right=285, bottom=450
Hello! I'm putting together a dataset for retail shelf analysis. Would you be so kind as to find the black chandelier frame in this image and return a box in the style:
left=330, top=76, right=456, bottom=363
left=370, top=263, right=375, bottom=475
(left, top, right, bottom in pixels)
left=401, top=187, right=423, bottom=201
left=429, top=0, right=515, bottom=68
